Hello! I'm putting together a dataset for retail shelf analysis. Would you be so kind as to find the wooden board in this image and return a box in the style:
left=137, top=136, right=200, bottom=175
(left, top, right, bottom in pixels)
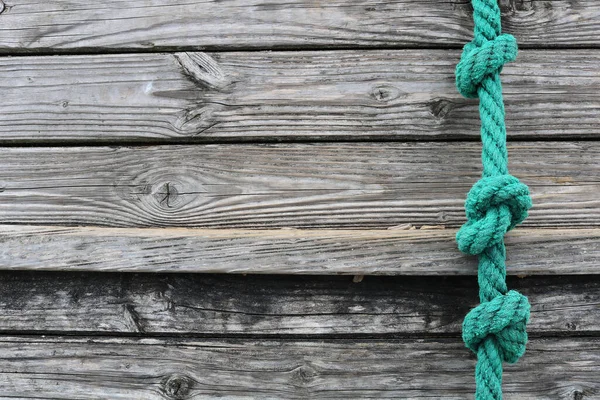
left=1, top=2, right=597, bottom=397
left=1, top=143, right=599, bottom=229
left=0, top=336, right=597, bottom=399
left=2, top=50, right=599, bottom=143
left=0, top=1, right=598, bottom=52
left=1, top=225, right=599, bottom=275
left=0, top=272, right=597, bottom=335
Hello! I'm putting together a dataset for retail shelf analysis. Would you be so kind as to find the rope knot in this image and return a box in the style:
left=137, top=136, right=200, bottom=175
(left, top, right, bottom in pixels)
left=463, top=290, right=530, bottom=363
left=456, top=34, right=518, bottom=98
left=456, top=174, right=532, bottom=256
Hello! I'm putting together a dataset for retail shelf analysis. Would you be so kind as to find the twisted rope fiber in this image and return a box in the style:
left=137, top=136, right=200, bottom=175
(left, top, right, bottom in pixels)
left=455, top=1, right=533, bottom=399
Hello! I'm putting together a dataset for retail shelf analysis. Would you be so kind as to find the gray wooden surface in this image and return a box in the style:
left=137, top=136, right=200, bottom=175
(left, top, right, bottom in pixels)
left=2, top=143, right=599, bottom=231
left=2, top=226, right=599, bottom=274
left=1, top=1, right=598, bottom=398
left=0, top=273, right=597, bottom=335
left=0, top=336, right=597, bottom=399
left=0, top=1, right=598, bottom=52
left=0, top=271, right=597, bottom=399
left=1, top=50, right=598, bottom=143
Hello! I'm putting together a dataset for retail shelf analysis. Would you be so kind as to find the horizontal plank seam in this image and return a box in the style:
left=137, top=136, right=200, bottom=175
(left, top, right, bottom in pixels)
left=2, top=44, right=600, bottom=58
left=1, top=224, right=595, bottom=231
left=0, top=331, right=598, bottom=341
left=4, top=135, right=600, bottom=148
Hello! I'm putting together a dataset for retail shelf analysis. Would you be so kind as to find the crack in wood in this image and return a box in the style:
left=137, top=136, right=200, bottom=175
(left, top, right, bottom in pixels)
left=122, top=304, right=146, bottom=334
left=154, top=182, right=179, bottom=209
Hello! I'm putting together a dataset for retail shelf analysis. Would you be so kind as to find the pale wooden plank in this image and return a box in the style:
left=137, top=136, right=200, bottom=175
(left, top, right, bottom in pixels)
left=0, top=336, right=596, bottom=399
left=1, top=226, right=599, bottom=275
left=0, top=143, right=599, bottom=229
left=1, top=50, right=599, bottom=142
left=0, top=272, right=597, bottom=334
left=0, top=1, right=598, bottom=52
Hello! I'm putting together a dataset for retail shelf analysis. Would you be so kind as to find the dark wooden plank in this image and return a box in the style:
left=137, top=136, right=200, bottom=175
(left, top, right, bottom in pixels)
left=1, top=226, right=599, bottom=275
left=0, top=272, right=597, bottom=335
left=0, top=336, right=597, bottom=399
left=1, top=143, right=599, bottom=229
left=0, top=1, right=598, bottom=52
left=1, top=50, right=599, bottom=143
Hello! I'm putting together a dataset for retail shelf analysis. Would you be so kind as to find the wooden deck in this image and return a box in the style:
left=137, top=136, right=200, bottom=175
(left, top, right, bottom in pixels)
left=0, top=1, right=599, bottom=399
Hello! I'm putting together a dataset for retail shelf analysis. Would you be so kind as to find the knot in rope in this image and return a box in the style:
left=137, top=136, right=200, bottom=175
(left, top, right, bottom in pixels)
left=456, top=174, right=531, bottom=256
left=456, top=1, right=534, bottom=397
left=463, top=290, right=530, bottom=364
left=456, top=34, right=518, bottom=98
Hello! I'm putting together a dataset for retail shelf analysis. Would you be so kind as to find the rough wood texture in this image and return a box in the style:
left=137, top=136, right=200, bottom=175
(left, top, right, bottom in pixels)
left=0, top=1, right=598, bottom=52
left=1, top=2, right=597, bottom=397
left=1, top=225, right=599, bottom=275
left=2, top=50, right=599, bottom=143
left=1, top=143, right=599, bottom=229
left=0, top=336, right=597, bottom=399
left=0, top=272, right=597, bottom=335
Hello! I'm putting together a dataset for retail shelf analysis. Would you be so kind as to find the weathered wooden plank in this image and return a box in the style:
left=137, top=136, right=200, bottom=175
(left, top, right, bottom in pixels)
left=0, top=1, right=598, bottom=52
left=0, top=336, right=596, bottom=399
left=1, top=226, right=599, bottom=275
left=2, top=50, right=599, bottom=142
left=0, top=272, right=597, bottom=334
left=1, top=143, right=599, bottom=229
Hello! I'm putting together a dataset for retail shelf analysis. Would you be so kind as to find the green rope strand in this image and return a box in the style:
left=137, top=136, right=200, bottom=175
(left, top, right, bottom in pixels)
left=455, top=1, right=533, bottom=399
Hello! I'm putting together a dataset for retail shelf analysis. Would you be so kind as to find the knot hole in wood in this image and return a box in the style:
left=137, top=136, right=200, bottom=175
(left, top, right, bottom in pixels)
left=160, top=373, right=194, bottom=400
left=290, top=364, right=317, bottom=387
left=153, top=182, right=180, bottom=209
left=428, top=98, right=457, bottom=120
left=370, top=84, right=401, bottom=103
left=499, top=0, right=536, bottom=13
left=174, top=104, right=223, bottom=136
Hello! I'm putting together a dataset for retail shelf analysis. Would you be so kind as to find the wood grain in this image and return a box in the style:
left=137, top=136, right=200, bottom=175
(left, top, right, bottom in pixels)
left=1, top=2, right=597, bottom=396
left=0, top=1, right=598, bottom=52
left=1, top=143, right=599, bottom=229
left=0, top=336, right=597, bottom=399
left=1, top=50, right=599, bottom=143
left=1, top=225, right=599, bottom=275
left=0, top=272, right=597, bottom=335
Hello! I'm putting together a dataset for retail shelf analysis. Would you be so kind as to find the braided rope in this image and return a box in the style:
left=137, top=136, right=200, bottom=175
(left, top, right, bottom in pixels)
left=455, top=1, right=533, bottom=399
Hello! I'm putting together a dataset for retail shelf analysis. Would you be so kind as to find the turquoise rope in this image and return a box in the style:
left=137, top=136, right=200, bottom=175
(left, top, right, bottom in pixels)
left=455, top=1, right=533, bottom=399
